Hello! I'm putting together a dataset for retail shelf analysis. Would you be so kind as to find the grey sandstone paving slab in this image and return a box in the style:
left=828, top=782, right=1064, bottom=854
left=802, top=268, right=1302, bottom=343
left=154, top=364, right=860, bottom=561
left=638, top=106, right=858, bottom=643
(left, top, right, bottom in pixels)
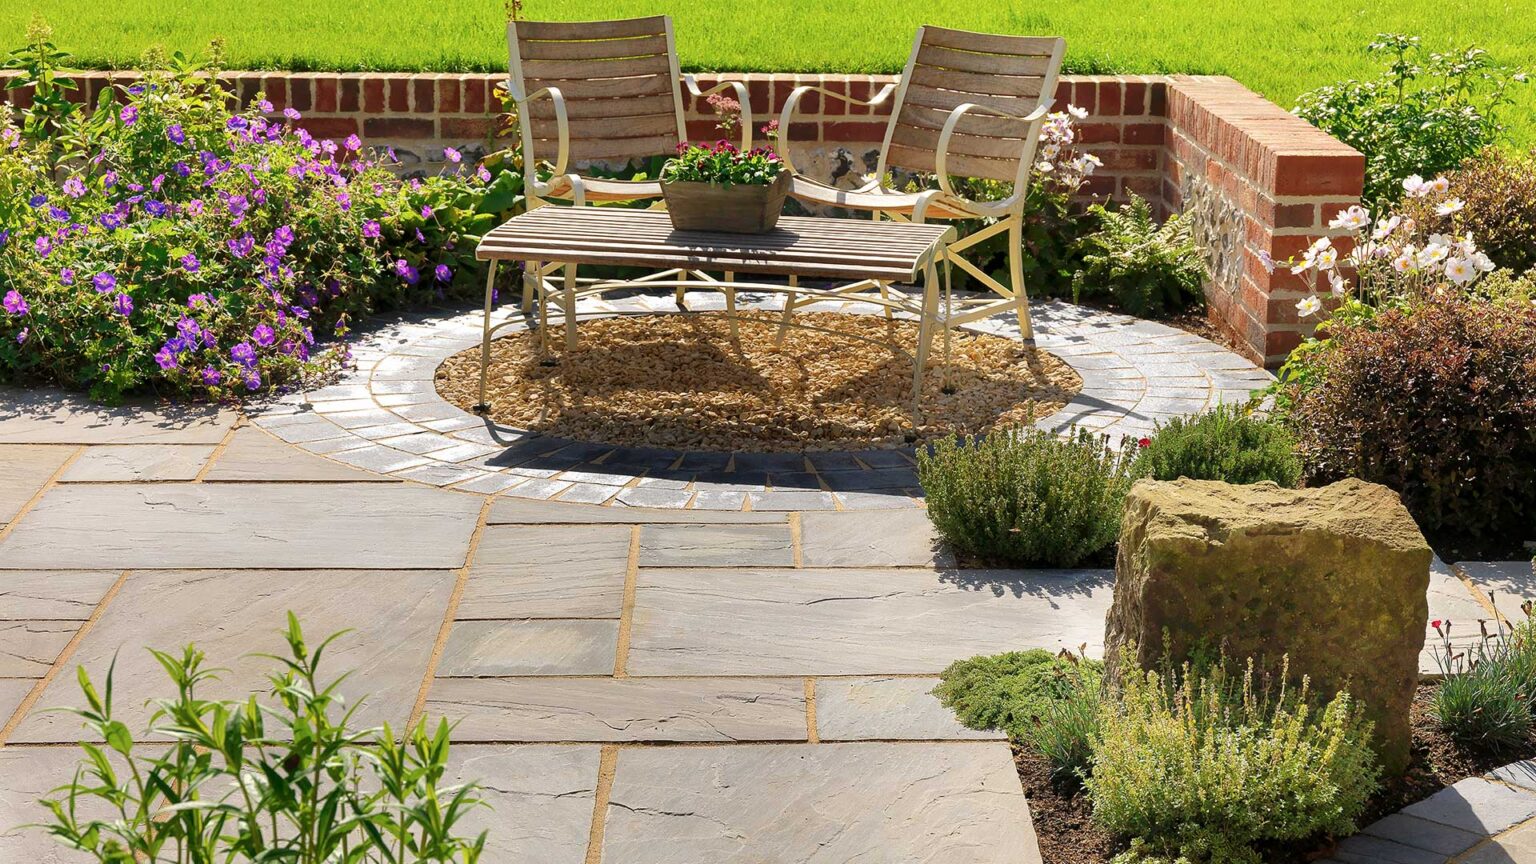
left=1401, top=778, right=1536, bottom=837
left=1332, top=832, right=1444, bottom=863
left=10, top=569, right=453, bottom=742
left=203, top=427, right=391, bottom=481
left=443, top=745, right=599, bottom=864
left=0, top=746, right=111, bottom=862
left=638, top=523, right=794, bottom=567
left=0, top=620, right=77, bottom=676
left=60, top=444, right=215, bottom=482
left=1462, top=818, right=1536, bottom=863
left=438, top=619, right=618, bottom=676
left=0, top=570, right=118, bottom=619
left=0, top=677, right=32, bottom=721
left=0, top=444, right=73, bottom=522
left=815, top=677, right=1002, bottom=741
left=0, top=483, right=479, bottom=569
left=799, top=510, right=953, bottom=567
left=0, top=388, right=235, bottom=444
left=458, top=524, right=632, bottom=619
left=1425, top=557, right=1493, bottom=675
left=1457, top=561, right=1536, bottom=624
left=602, top=741, right=1037, bottom=864
left=488, top=497, right=785, bottom=524
left=1360, top=812, right=1483, bottom=857
left=426, top=676, right=806, bottom=742
left=628, top=568, right=1111, bottom=676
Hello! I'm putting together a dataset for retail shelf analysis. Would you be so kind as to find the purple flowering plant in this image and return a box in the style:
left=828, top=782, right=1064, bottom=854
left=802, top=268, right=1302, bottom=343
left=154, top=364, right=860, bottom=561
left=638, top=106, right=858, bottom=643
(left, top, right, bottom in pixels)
left=1, top=38, right=526, bottom=402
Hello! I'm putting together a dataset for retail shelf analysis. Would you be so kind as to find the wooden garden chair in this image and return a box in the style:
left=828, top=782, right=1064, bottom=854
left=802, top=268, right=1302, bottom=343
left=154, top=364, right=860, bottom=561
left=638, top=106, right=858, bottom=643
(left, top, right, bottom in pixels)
left=775, top=26, right=1066, bottom=342
left=505, top=15, right=752, bottom=310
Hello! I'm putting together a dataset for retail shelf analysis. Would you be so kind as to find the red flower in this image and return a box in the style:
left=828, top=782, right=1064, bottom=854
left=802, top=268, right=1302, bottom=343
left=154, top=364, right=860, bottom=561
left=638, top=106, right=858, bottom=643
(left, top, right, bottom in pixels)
left=1431, top=619, right=1442, bottom=629
left=1137, top=437, right=1152, bottom=448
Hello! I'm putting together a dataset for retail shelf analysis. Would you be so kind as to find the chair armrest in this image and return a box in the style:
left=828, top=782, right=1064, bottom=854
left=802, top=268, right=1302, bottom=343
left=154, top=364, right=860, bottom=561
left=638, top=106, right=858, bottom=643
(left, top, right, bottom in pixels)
left=682, top=75, right=754, bottom=151
left=508, top=81, right=570, bottom=178
left=774, top=83, right=898, bottom=174
left=934, top=101, right=1052, bottom=208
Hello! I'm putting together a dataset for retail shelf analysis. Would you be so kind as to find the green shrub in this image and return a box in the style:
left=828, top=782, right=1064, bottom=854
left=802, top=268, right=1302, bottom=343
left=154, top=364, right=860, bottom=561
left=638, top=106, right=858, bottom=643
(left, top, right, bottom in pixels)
left=1429, top=615, right=1536, bottom=755
left=1288, top=296, right=1536, bottom=548
left=1071, top=194, right=1206, bottom=318
left=935, top=649, right=1104, bottom=783
left=1135, top=403, right=1302, bottom=487
left=917, top=426, right=1139, bottom=567
left=1402, top=148, right=1536, bottom=276
left=36, top=613, right=489, bottom=863
left=1294, top=34, right=1527, bottom=204
left=1087, top=653, right=1380, bottom=864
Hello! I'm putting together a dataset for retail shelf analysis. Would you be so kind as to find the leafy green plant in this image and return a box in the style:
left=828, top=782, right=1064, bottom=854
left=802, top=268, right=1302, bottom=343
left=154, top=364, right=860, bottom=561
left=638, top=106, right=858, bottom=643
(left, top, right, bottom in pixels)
left=2, top=18, right=79, bottom=160
left=917, top=426, right=1138, bottom=567
left=1287, top=296, right=1536, bottom=550
left=1134, top=403, right=1301, bottom=487
left=1087, top=651, right=1380, bottom=864
left=1429, top=609, right=1536, bottom=755
left=1402, top=147, right=1536, bottom=276
left=1295, top=34, right=1527, bottom=204
left=1071, top=194, right=1205, bottom=318
left=659, top=140, right=783, bottom=186
left=34, top=613, right=488, bottom=864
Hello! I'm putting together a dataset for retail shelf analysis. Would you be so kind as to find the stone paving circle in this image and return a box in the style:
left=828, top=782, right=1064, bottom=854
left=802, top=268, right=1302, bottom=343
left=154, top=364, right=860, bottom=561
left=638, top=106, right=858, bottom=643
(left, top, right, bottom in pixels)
left=246, top=292, right=1275, bottom=510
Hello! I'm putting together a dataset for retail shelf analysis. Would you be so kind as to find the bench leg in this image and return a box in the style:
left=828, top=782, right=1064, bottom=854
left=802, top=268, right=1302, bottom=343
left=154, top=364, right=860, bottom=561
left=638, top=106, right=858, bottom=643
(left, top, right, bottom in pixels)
left=911, top=260, right=940, bottom=415
left=1008, top=216, right=1034, bottom=342
left=475, top=260, right=499, bottom=413
left=563, top=263, right=578, bottom=351
left=774, top=274, right=798, bottom=348
left=724, top=271, right=738, bottom=340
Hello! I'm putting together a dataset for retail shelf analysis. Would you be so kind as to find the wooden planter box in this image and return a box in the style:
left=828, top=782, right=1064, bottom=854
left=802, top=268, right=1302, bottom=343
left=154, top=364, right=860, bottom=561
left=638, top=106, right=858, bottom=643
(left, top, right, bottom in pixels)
left=661, top=173, right=790, bottom=234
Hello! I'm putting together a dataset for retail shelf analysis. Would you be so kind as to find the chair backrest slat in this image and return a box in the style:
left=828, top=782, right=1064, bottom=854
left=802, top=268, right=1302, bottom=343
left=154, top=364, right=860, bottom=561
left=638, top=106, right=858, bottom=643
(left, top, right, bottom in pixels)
left=509, top=16, right=684, bottom=166
left=882, top=27, right=1065, bottom=183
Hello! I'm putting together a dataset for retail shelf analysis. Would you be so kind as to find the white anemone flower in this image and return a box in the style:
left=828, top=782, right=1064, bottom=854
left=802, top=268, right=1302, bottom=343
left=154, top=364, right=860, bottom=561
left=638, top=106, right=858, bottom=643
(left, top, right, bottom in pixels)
left=1040, top=143, right=1061, bottom=160
left=1258, top=250, right=1277, bottom=274
left=1372, top=215, right=1402, bottom=240
left=1329, top=272, right=1348, bottom=295
left=1444, top=257, right=1476, bottom=284
left=1436, top=198, right=1465, bottom=216
left=1429, top=176, right=1451, bottom=195
left=1472, top=251, right=1496, bottom=272
left=1296, top=296, right=1323, bottom=317
left=1417, top=244, right=1449, bottom=267
left=1329, top=205, right=1370, bottom=230
left=1391, top=247, right=1416, bottom=273
left=1402, top=174, right=1428, bottom=197
left=1036, top=161, right=1055, bottom=173
left=1072, top=153, right=1102, bottom=175
left=1315, top=246, right=1339, bottom=270
left=1068, top=104, right=1089, bottom=120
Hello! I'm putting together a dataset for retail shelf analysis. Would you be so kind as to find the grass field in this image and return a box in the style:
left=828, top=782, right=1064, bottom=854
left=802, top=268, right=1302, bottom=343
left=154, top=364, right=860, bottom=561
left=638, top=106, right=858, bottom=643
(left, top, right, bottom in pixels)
left=3, top=0, right=1534, bottom=142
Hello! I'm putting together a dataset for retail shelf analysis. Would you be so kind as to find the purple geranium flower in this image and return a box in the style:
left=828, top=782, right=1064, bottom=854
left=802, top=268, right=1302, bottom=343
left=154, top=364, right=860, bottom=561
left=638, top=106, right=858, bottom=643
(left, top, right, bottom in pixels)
left=420, top=205, right=433, bottom=219
left=244, top=370, right=262, bottom=391
left=227, top=116, right=249, bottom=132
left=228, top=235, right=255, bottom=258
left=175, top=316, right=201, bottom=341
left=230, top=341, right=256, bottom=366
left=167, top=124, right=186, bottom=145
left=98, top=212, right=123, bottom=230
left=2, top=289, right=27, bottom=316
left=443, top=146, right=462, bottom=164
left=362, top=219, right=381, bottom=239
left=112, top=293, right=134, bottom=317
left=16, top=327, right=27, bottom=344
left=476, top=165, right=492, bottom=183
left=93, top=272, right=117, bottom=293
left=60, top=268, right=74, bottom=285
left=120, top=105, right=138, bottom=125
left=393, top=259, right=419, bottom=284
left=49, top=206, right=70, bottom=223
left=275, top=225, right=295, bottom=245
left=252, top=323, right=276, bottom=347
left=201, top=366, right=222, bottom=386
left=181, top=254, right=200, bottom=273
left=284, top=107, right=301, bottom=121
left=145, top=200, right=169, bottom=217
left=62, top=177, right=86, bottom=198
left=28, top=194, right=46, bottom=208
left=154, top=345, right=179, bottom=370
left=103, top=171, right=118, bottom=188
left=34, top=236, right=51, bottom=258
left=335, top=192, right=350, bottom=211
left=344, top=134, right=362, bottom=152
left=435, top=264, right=452, bottom=283
left=257, top=99, right=274, bottom=113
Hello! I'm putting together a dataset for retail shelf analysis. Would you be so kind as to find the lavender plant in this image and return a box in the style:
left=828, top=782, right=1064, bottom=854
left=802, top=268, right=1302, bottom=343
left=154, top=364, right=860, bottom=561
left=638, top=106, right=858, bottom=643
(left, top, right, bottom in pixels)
left=0, top=37, right=524, bottom=402
left=34, top=613, right=489, bottom=864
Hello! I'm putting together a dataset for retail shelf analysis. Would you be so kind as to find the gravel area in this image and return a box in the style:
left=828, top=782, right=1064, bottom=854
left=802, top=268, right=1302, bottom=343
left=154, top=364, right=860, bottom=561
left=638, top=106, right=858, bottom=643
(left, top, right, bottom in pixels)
left=435, top=311, right=1081, bottom=452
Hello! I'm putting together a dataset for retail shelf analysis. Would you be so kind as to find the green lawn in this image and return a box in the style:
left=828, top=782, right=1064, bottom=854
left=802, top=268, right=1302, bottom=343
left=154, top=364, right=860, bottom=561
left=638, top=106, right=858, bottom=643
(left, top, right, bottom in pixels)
left=4, top=0, right=1534, bottom=142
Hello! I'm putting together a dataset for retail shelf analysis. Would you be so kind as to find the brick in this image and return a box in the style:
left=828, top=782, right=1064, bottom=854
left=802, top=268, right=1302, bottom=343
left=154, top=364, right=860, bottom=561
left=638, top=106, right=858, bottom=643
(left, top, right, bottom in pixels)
left=1149, top=82, right=1169, bottom=117
left=387, top=77, right=409, bottom=112
left=290, top=77, right=312, bottom=112
left=1123, top=81, right=1148, bottom=116
left=438, top=78, right=460, bottom=114
left=339, top=77, right=360, bottom=112
left=441, top=117, right=497, bottom=140
left=260, top=76, right=288, bottom=111
left=823, top=121, right=886, bottom=143
left=1071, top=80, right=1097, bottom=114
left=1121, top=175, right=1160, bottom=202
left=413, top=78, right=434, bottom=113
left=747, top=80, right=772, bottom=117
left=362, top=117, right=435, bottom=139
left=821, top=78, right=847, bottom=116
left=1273, top=202, right=1315, bottom=229
left=1076, top=123, right=1120, bottom=145
left=315, top=77, right=338, bottom=113
left=463, top=78, right=487, bottom=114
left=788, top=121, right=818, bottom=143
left=1099, top=149, right=1158, bottom=172
left=362, top=78, right=384, bottom=113
left=1097, top=81, right=1123, bottom=116
left=1123, top=123, right=1164, bottom=146
left=295, top=117, right=360, bottom=140
left=1081, top=174, right=1115, bottom=198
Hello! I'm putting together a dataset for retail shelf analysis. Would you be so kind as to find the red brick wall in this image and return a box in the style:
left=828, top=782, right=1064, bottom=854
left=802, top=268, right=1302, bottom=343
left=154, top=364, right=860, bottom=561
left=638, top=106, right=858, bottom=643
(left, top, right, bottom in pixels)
left=1, top=69, right=1362, bottom=366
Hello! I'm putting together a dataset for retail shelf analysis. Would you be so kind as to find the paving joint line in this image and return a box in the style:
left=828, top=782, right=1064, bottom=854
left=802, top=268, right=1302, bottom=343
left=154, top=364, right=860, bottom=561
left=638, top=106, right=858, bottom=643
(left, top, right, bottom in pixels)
left=0, top=444, right=86, bottom=544
left=804, top=677, right=819, bottom=743
left=404, top=494, right=494, bottom=732
left=192, top=417, right=244, bottom=482
left=612, top=526, right=642, bottom=678
left=789, top=512, right=804, bottom=568
left=1451, top=562, right=1505, bottom=624
left=0, top=568, right=131, bottom=746
left=583, top=744, right=620, bottom=864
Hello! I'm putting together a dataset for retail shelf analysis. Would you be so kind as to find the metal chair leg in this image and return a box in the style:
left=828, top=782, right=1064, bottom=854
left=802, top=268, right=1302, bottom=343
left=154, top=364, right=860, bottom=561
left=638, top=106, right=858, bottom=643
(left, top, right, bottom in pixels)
left=474, top=261, right=499, bottom=413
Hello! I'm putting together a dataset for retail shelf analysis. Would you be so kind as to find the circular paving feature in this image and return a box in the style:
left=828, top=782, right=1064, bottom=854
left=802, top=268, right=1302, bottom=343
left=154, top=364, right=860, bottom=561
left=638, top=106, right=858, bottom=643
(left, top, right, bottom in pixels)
left=247, top=293, right=1275, bottom=511
left=434, top=310, right=1082, bottom=453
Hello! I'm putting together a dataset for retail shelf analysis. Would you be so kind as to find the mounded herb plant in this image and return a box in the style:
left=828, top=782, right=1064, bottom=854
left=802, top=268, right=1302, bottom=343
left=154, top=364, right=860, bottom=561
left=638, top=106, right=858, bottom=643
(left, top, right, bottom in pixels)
left=917, top=426, right=1138, bottom=567
left=1134, top=403, right=1301, bottom=487
left=33, top=613, right=489, bottom=864
left=1087, top=651, right=1380, bottom=864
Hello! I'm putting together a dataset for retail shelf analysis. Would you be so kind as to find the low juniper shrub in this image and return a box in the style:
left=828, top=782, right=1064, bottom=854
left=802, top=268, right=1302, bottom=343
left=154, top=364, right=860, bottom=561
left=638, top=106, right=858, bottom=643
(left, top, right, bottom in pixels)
left=917, top=426, right=1139, bottom=568
left=1134, top=403, right=1302, bottom=487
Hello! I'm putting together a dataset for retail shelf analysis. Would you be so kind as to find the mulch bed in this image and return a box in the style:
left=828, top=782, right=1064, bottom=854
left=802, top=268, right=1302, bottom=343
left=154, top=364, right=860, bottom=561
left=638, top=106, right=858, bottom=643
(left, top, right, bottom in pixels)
left=1018, top=682, right=1536, bottom=864
left=436, top=310, right=1081, bottom=452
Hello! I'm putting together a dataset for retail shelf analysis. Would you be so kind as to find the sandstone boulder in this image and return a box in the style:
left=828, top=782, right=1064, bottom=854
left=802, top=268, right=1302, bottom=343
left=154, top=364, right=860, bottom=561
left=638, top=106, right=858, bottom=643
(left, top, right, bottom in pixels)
left=1105, top=477, right=1432, bottom=774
